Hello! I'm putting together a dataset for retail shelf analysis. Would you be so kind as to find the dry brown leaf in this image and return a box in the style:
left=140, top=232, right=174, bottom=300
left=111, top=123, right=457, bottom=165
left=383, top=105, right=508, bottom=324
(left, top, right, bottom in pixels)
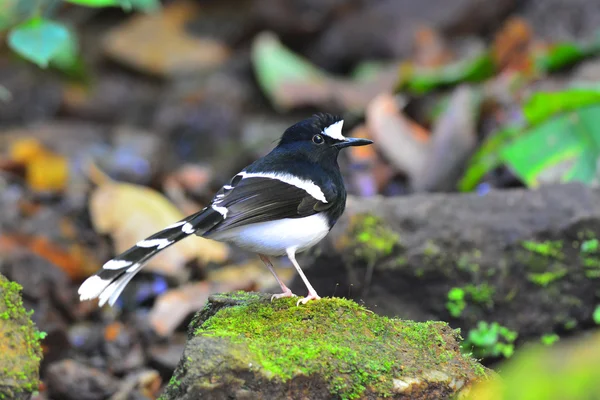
left=347, top=124, right=378, bottom=164
left=492, top=16, right=533, bottom=74
left=0, top=233, right=100, bottom=280
left=252, top=31, right=398, bottom=112
left=413, top=26, right=453, bottom=68
left=26, top=153, right=69, bottom=193
left=207, top=260, right=295, bottom=292
left=162, top=164, right=213, bottom=215
left=88, top=176, right=229, bottom=279
left=102, top=1, right=230, bottom=77
left=8, top=137, right=69, bottom=193
left=412, top=85, right=479, bottom=192
left=346, top=124, right=395, bottom=195
left=148, top=281, right=242, bottom=337
left=149, top=260, right=295, bottom=336
left=9, top=137, right=46, bottom=163
left=366, top=93, right=431, bottom=180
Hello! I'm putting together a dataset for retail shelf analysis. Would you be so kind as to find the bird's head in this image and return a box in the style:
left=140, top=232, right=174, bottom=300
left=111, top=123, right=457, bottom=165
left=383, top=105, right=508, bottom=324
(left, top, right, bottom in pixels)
left=277, top=113, right=373, bottom=163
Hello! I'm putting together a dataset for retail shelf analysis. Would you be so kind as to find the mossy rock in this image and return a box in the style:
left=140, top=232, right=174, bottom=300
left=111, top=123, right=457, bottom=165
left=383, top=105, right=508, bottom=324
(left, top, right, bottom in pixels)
left=0, top=273, right=43, bottom=400
left=161, top=291, right=490, bottom=400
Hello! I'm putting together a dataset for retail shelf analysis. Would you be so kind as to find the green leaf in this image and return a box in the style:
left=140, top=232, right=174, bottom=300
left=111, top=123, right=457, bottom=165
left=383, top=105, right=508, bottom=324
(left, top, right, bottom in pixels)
left=460, top=86, right=600, bottom=191
left=398, top=52, right=495, bottom=95
left=64, top=0, right=120, bottom=7
left=535, top=33, right=600, bottom=73
left=49, top=28, right=88, bottom=79
left=593, top=305, right=600, bottom=325
left=458, top=126, right=522, bottom=192
left=7, top=18, right=71, bottom=68
left=118, top=0, right=160, bottom=12
left=501, top=105, right=600, bottom=187
left=64, top=0, right=160, bottom=12
left=447, top=287, right=465, bottom=301
left=523, top=88, right=600, bottom=126
left=468, top=322, right=499, bottom=347
left=251, top=31, right=329, bottom=110
left=540, top=333, right=560, bottom=346
left=350, top=60, right=393, bottom=82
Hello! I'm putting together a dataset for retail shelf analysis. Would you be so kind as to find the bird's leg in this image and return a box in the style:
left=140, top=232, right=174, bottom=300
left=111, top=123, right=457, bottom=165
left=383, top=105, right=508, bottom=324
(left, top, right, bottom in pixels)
left=259, top=254, right=296, bottom=301
left=286, top=248, right=321, bottom=306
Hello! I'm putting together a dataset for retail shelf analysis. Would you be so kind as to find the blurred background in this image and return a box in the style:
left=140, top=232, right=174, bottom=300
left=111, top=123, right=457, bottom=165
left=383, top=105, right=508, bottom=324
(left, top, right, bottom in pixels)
left=2, top=0, right=600, bottom=398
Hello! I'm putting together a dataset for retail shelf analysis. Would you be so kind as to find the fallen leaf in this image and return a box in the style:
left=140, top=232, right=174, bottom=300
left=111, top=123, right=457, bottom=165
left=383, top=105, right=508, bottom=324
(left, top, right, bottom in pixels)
left=8, top=137, right=69, bottom=193
left=149, top=281, right=241, bottom=337
left=366, top=93, right=430, bottom=180
left=104, top=322, right=124, bottom=342
left=162, top=163, right=213, bottom=215
left=26, top=152, right=69, bottom=193
left=88, top=167, right=229, bottom=279
left=102, top=1, right=230, bottom=77
left=501, top=105, right=600, bottom=187
left=207, top=260, right=295, bottom=292
left=397, top=51, right=495, bottom=95
left=413, top=26, right=453, bottom=68
left=346, top=124, right=394, bottom=196
left=459, top=86, right=600, bottom=191
left=9, top=137, right=46, bottom=163
left=492, top=17, right=533, bottom=74
left=412, top=85, right=481, bottom=192
left=535, top=33, right=600, bottom=73
left=252, top=31, right=398, bottom=112
left=0, top=233, right=100, bottom=280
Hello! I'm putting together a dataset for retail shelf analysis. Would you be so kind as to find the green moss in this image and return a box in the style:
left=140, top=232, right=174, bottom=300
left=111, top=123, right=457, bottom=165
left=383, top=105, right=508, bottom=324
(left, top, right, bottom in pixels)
left=394, top=256, right=408, bottom=267
left=581, top=239, right=599, bottom=254
left=563, top=319, right=578, bottom=330
left=446, top=288, right=467, bottom=317
left=168, top=376, right=181, bottom=388
left=456, top=251, right=481, bottom=274
left=465, top=283, right=495, bottom=306
left=593, top=305, right=600, bottom=325
left=446, top=284, right=495, bottom=318
left=0, top=275, right=43, bottom=397
left=347, top=214, right=400, bottom=264
left=578, top=239, right=600, bottom=279
left=462, top=321, right=517, bottom=359
left=521, top=240, right=564, bottom=259
left=195, top=297, right=485, bottom=399
left=540, top=333, right=559, bottom=346
left=423, top=240, right=441, bottom=257
left=527, top=268, right=567, bottom=287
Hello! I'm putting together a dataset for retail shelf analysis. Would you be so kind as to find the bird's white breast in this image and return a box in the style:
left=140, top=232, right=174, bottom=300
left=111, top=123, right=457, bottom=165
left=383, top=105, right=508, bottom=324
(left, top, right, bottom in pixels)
left=207, top=213, right=331, bottom=256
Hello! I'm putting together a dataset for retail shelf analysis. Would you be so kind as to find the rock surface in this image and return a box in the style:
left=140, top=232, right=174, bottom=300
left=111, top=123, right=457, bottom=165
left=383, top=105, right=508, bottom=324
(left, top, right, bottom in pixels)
left=0, top=273, right=43, bottom=399
left=46, top=359, right=119, bottom=400
left=292, top=183, right=600, bottom=341
left=160, top=292, right=488, bottom=400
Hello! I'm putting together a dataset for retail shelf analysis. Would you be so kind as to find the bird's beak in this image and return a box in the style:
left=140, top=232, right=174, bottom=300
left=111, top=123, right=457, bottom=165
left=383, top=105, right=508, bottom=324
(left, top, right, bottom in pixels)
left=336, top=137, right=374, bottom=148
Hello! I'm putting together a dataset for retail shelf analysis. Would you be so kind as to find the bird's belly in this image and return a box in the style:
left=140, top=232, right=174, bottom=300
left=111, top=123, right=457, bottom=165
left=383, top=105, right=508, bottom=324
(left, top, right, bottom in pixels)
left=207, top=213, right=331, bottom=256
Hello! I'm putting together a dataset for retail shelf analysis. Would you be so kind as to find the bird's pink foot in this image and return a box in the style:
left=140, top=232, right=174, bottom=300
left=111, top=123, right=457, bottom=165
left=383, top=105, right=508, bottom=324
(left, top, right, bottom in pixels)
left=271, top=289, right=297, bottom=301
left=296, top=291, right=321, bottom=306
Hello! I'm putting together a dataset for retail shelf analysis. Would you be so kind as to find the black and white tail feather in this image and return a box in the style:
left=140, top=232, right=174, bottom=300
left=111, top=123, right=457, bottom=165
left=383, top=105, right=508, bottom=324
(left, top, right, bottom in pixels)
left=78, top=207, right=223, bottom=306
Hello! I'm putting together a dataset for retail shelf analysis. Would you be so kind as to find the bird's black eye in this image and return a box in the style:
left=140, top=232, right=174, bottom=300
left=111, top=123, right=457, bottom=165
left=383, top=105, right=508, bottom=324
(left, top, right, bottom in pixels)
left=312, top=134, right=324, bottom=145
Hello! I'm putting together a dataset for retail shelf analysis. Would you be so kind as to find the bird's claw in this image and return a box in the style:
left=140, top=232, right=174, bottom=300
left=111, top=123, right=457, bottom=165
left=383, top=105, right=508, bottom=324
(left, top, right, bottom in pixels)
left=296, top=292, right=321, bottom=306
left=271, top=290, right=297, bottom=301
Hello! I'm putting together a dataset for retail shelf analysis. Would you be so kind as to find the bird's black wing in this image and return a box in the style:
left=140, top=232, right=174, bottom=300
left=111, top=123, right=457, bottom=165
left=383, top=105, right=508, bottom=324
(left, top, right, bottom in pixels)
left=204, top=172, right=336, bottom=235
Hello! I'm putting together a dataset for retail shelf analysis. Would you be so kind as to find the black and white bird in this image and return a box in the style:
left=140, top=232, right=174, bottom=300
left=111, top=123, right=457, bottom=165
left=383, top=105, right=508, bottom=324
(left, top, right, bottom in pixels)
left=78, top=113, right=372, bottom=306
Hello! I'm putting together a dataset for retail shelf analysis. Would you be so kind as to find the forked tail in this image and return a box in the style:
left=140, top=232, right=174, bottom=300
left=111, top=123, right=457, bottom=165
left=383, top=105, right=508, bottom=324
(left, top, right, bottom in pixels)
left=78, top=207, right=222, bottom=306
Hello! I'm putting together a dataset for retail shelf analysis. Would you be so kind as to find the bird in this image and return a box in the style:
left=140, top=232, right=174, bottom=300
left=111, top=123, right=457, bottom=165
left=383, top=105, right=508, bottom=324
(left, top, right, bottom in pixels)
left=78, top=113, right=373, bottom=307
